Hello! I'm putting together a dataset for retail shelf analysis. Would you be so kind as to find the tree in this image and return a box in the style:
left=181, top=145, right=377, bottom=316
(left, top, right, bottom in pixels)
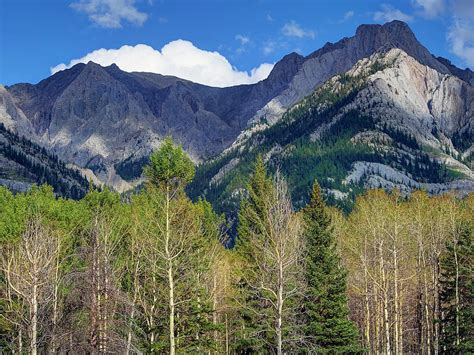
left=0, top=216, right=60, bottom=355
left=302, top=181, right=360, bottom=353
left=236, top=159, right=304, bottom=354
left=235, top=156, right=276, bottom=352
left=136, top=136, right=218, bottom=353
left=439, top=224, right=474, bottom=353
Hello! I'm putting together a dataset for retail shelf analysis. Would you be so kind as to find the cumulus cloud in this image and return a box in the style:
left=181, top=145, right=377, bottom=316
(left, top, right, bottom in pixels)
left=373, top=4, right=413, bottom=23
left=281, top=21, right=315, bottom=39
left=50, top=40, right=274, bottom=87
left=71, top=0, right=148, bottom=28
left=412, top=0, right=445, bottom=18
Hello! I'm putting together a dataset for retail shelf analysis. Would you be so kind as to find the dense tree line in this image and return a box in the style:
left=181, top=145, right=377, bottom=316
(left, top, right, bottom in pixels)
left=334, top=190, right=473, bottom=354
left=0, top=138, right=472, bottom=354
left=0, top=123, right=89, bottom=199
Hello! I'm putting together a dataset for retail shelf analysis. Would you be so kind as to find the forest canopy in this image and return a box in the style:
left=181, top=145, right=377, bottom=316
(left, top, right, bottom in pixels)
left=0, top=139, right=472, bottom=354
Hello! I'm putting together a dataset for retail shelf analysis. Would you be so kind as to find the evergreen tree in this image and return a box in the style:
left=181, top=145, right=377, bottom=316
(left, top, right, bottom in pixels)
left=302, top=181, right=360, bottom=353
left=235, top=156, right=274, bottom=352
left=236, top=155, right=273, bottom=254
left=439, top=224, right=474, bottom=354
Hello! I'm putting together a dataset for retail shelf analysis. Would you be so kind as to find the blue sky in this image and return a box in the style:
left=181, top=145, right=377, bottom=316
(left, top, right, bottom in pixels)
left=1, top=0, right=473, bottom=87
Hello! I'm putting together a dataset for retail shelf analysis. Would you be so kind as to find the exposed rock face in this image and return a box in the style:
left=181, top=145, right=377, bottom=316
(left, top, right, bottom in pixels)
left=2, top=20, right=473, bottom=193
left=4, top=52, right=308, bottom=189
left=193, top=47, right=473, bottom=210
left=324, top=48, right=474, bottom=149
left=248, top=21, right=474, bottom=126
left=344, top=161, right=474, bottom=196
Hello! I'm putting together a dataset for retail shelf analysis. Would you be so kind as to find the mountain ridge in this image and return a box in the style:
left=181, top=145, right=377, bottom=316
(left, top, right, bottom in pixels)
left=1, top=20, right=473, bottom=199
left=187, top=47, right=474, bottom=213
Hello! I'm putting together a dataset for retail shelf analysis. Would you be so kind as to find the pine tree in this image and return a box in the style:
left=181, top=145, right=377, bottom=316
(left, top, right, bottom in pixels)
left=439, top=224, right=474, bottom=353
left=302, top=181, right=360, bottom=353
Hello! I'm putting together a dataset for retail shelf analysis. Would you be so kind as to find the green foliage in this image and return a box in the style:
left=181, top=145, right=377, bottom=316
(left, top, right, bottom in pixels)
left=439, top=224, right=474, bottom=353
left=234, top=157, right=276, bottom=352
left=144, top=136, right=195, bottom=189
left=302, top=182, right=361, bottom=353
left=236, top=156, right=273, bottom=255
left=115, top=154, right=150, bottom=181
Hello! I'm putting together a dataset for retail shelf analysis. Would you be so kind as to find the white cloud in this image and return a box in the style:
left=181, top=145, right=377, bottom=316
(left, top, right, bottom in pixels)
left=448, top=22, right=474, bottom=68
left=343, top=10, right=355, bottom=21
left=373, top=4, right=413, bottom=23
left=71, top=0, right=148, bottom=28
left=266, top=14, right=274, bottom=22
left=447, top=0, right=474, bottom=69
left=412, top=0, right=445, bottom=18
left=235, top=35, right=250, bottom=46
left=51, top=41, right=274, bottom=88
left=281, top=21, right=315, bottom=39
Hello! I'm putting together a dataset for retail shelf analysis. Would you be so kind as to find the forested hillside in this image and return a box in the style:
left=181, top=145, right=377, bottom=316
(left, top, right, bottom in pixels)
left=0, top=123, right=89, bottom=199
left=0, top=139, right=472, bottom=354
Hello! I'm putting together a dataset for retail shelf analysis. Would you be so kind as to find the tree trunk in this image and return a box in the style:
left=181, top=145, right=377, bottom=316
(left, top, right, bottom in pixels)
left=276, top=259, right=283, bottom=355
left=433, top=255, right=440, bottom=355
left=31, top=283, right=37, bottom=355
left=51, top=257, right=60, bottom=353
left=393, top=247, right=400, bottom=354
left=454, top=241, right=460, bottom=347
left=225, top=314, right=229, bottom=355
left=363, top=235, right=371, bottom=350
left=380, top=242, right=391, bottom=355
left=127, top=260, right=140, bottom=354
left=212, top=274, right=218, bottom=353
left=166, top=187, right=176, bottom=355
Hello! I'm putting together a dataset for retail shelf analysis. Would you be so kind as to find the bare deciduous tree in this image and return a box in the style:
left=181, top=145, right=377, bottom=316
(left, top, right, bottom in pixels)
left=1, top=217, right=59, bottom=355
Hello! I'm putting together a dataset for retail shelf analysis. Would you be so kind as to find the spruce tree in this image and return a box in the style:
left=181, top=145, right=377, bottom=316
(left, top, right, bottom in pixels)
left=235, top=156, right=274, bottom=352
left=439, top=224, right=474, bottom=353
left=302, top=181, right=360, bottom=353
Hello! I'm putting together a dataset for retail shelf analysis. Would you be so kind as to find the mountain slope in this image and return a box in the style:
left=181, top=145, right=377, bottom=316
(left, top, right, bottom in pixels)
left=4, top=21, right=473, bottom=191
left=5, top=54, right=305, bottom=190
left=0, top=122, right=90, bottom=199
left=187, top=48, right=474, bottom=213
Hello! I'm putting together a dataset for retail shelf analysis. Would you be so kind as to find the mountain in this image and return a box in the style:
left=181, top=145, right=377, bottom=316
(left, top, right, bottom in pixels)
left=1, top=20, right=473, bottom=205
left=188, top=47, right=474, bottom=213
left=4, top=52, right=305, bottom=191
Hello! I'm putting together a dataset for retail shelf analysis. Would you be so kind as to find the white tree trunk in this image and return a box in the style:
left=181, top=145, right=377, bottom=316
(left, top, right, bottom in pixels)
left=165, top=187, right=176, bottom=355
left=276, top=260, right=283, bottom=355
left=31, top=283, right=37, bottom=355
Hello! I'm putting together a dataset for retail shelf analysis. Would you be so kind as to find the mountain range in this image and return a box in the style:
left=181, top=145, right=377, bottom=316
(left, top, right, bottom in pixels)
left=1, top=20, right=473, bottom=210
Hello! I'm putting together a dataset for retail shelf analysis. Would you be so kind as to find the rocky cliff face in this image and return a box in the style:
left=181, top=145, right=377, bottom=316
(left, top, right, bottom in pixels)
left=248, top=21, right=474, bottom=126
left=4, top=50, right=309, bottom=190
left=1, top=20, right=473, bottom=195
left=188, top=48, right=474, bottom=211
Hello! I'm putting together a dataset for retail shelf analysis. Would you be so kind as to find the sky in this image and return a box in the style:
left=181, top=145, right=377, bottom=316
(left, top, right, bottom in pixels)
left=1, top=0, right=473, bottom=87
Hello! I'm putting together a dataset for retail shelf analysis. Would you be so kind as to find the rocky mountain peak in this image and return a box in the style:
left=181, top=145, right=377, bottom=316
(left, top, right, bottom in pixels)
left=266, top=52, right=305, bottom=84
